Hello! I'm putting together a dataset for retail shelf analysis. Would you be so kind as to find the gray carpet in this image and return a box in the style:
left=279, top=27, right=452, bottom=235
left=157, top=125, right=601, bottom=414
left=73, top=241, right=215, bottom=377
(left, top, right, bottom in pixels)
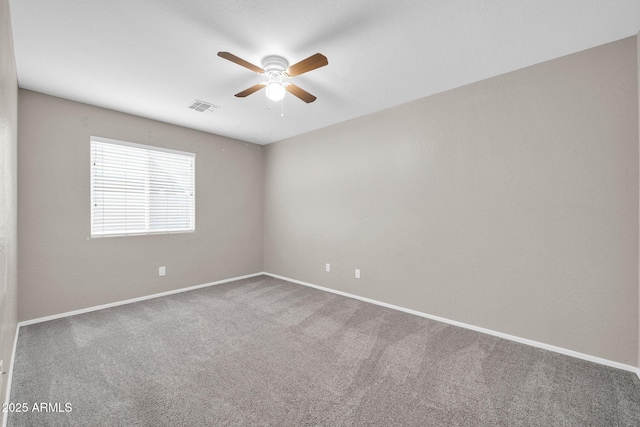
left=8, top=275, right=640, bottom=426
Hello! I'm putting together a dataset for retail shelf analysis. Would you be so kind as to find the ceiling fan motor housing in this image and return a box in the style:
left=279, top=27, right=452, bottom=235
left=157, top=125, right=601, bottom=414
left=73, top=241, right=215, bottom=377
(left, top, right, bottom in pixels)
left=262, top=55, right=289, bottom=73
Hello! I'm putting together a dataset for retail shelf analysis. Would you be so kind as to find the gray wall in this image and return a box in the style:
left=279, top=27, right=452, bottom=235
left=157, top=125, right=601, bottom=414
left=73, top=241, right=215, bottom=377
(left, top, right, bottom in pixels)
left=0, top=0, right=18, bottom=406
left=18, top=90, right=263, bottom=321
left=264, top=37, right=639, bottom=366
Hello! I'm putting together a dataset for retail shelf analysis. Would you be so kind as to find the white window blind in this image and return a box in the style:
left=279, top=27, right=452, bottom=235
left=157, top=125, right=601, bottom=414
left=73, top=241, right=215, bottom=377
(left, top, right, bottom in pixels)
left=91, top=137, right=195, bottom=237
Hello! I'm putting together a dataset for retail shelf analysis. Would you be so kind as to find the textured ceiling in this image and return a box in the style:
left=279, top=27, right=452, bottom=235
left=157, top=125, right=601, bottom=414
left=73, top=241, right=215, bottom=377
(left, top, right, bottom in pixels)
left=8, top=0, right=640, bottom=144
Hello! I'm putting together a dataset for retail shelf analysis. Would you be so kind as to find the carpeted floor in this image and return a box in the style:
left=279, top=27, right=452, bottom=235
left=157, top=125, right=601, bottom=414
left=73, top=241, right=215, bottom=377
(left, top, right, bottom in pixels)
left=7, top=275, right=640, bottom=426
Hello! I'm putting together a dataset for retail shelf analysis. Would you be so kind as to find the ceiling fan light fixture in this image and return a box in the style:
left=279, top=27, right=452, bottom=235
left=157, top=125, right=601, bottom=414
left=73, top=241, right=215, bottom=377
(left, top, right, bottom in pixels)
left=265, top=81, right=286, bottom=102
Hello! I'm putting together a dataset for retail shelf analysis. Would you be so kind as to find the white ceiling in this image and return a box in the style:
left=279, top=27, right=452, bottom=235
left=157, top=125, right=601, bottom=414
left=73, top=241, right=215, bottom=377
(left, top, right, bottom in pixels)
left=8, top=1, right=640, bottom=145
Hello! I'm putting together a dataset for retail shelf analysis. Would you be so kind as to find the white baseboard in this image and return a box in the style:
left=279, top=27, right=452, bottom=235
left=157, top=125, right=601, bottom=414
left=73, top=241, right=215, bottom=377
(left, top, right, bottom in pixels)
left=18, top=272, right=264, bottom=327
left=2, top=323, right=19, bottom=427
left=263, top=272, right=640, bottom=376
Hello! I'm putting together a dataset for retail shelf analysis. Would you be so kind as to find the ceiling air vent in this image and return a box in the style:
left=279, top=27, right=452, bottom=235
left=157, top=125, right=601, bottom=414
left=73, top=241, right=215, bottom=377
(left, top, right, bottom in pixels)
left=188, top=100, right=220, bottom=113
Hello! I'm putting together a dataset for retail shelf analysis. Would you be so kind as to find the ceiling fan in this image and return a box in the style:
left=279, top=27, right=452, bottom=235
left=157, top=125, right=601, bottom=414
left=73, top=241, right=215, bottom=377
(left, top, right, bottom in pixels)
left=217, top=52, right=328, bottom=103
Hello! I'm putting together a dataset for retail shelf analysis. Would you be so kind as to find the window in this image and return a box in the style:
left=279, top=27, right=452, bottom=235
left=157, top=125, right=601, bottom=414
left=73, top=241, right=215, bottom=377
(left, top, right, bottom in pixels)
left=90, top=137, right=195, bottom=237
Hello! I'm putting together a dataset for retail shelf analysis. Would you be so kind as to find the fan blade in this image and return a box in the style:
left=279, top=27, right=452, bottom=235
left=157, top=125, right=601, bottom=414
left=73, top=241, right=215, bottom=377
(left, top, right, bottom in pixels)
left=235, top=83, right=266, bottom=97
left=285, top=53, right=328, bottom=77
left=218, top=52, right=265, bottom=74
left=285, top=83, right=317, bottom=103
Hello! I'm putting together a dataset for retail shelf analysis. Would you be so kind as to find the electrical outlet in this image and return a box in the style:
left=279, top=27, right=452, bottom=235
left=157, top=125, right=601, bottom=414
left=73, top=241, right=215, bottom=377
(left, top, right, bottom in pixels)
left=355, top=269, right=360, bottom=279
left=326, top=263, right=331, bottom=272
left=159, top=266, right=166, bottom=276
